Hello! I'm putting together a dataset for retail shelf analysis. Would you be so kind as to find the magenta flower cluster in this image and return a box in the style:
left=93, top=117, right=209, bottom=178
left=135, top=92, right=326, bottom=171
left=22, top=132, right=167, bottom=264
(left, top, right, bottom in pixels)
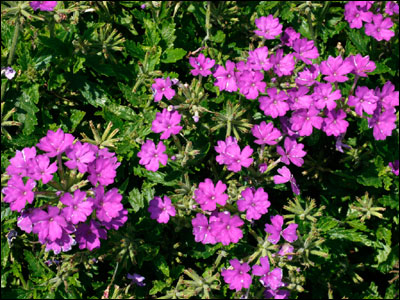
left=2, top=128, right=127, bottom=254
left=344, top=1, right=397, bottom=41
left=221, top=215, right=297, bottom=295
left=30, top=1, right=58, bottom=11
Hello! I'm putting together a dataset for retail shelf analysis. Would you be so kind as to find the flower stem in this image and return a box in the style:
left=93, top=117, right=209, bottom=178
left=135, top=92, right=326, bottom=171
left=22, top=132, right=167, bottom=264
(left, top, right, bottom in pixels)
left=1, top=17, right=20, bottom=102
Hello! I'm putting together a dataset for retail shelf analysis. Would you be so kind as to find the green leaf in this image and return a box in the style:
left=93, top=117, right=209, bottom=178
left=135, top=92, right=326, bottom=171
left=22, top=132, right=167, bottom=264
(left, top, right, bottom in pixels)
left=160, top=21, right=176, bottom=49
left=161, top=48, right=187, bottom=63
left=118, top=82, right=139, bottom=105
left=356, top=171, right=381, bottom=188
left=70, top=109, right=86, bottom=132
left=210, top=30, right=226, bottom=44
left=128, top=186, right=155, bottom=212
left=1, top=238, right=10, bottom=268
left=15, top=92, right=39, bottom=135
left=73, top=56, right=86, bottom=74
left=106, top=103, right=137, bottom=121
left=347, top=28, right=370, bottom=55
left=317, top=216, right=339, bottom=232
left=149, top=280, right=167, bottom=295
left=24, top=250, right=44, bottom=278
left=80, top=82, right=109, bottom=108
left=155, top=256, right=170, bottom=277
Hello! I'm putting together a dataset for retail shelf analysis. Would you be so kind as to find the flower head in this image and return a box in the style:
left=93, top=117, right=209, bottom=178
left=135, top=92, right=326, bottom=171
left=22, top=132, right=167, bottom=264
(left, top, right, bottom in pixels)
left=345, top=54, right=376, bottom=77
left=189, top=53, right=215, bottom=77
left=213, top=60, right=238, bottom=92
left=90, top=186, right=123, bottom=223
left=265, top=215, right=298, bottom=244
left=30, top=1, right=57, bottom=11
left=152, top=108, right=183, bottom=139
left=320, top=56, right=354, bottom=83
left=61, top=190, right=93, bottom=225
left=75, top=220, right=107, bottom=251
left=252, top=256, right=284, bottom=290
left=312, top=83, right=341, bottom=111
left=347, top=86, right=378, bottom=116
left=152, top=77, right=175, bottom=102
left=293, top=38, right=319, bottom=64
left=210, top=211, right=244, bottom=245
left=2, top=67, right=16, bottom=79
left=6, top=147, right=37, bottom=177
left=65, top=141, right=97, bottom=173
left=148, top=196, right=176, bottom=223
left=276, top=137, right=307, bottom=167
left=389, top=160, right=399, bottom=176
left=221, top=259, right=252, bottom=292
left=259, top=88, right=289, bottom=118
left=2, top=176, right=36, bottom=212
left=365, top=14, right=395, bottom=41
left=247, top=46, right=273, bottom=71
left=31, top=206, right=69, bottom=242
left=137, top=140, right=168, bottom=172
left=254, top=15, right=283, bottom=39
left=194, top=178, right=228, bottom=211
left=322, top=109, right=349, bottom=137
left=237, top=187, right=271, bottom=221
left=251, top=121, right=282, bottom=145
left=36, top=128, right=74, bottom=157
left=191, top=213, right=218, bottom=244
left=237, top=70, right=266, bottom=100
left=127, top=273, right=146, bottom=287
left=273, top=166, right=300, bottom=195
left=281, top=27, right=300, bottom=47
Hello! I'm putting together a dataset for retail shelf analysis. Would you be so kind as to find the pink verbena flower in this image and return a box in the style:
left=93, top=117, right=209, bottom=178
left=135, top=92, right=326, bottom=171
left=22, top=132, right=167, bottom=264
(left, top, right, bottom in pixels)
left=259, top=88, right=289, bottom=118
left=137, top=140, right=168, bottom=172
left=247, top=46, right=273, bottom=71
left=347, top=86, right=378, bottom=116
left=75, top=220, right=107, bottom=251
left=313, top=83, right=342, bottom=111
left=6, top=146, right=37, bottom=177
left=320, top=56, right=354, bottom=83
left=251, top=121, right=282, bottom=145
left=293, top=38, right=319, bottom=64
left=31, top=206, right=69, bottom=242
left=191, top=213, right=218, bottom=244
left=44, top=230, right=75, bottom=254
left=276, top=137, right=307, bottom=167
left=152, top=108, right=183, bottom=139
left=210, top=211, right=244, bottom=245
left=29, top=154, right=58, bottom=184
left=344, top=1, right=373, bottom=29
left=215, top=136, right=238, bottom=165
left=36, top=128, right=74, bottom=157
left=224, top=143, right=254, bottom=173
left=287, top=87, right=314, bottom=110
left=237, top=187, right=271, bottom=221
left=101, top=209, right=128, bottom=230
left=376, top=81, right=399, bottom=109
left=65, top=141, right=97, bottom=173
left=278, top=243, right=294, bottom=260
left=273, top=166, right=300, bottom=195
left=213, top=60, right=238, bottom=92
left=368, top=110, right=397, bottom=140
left=365, top=14, right=395, bottom=41
left=265, top=215, right=298, bottom=244
left=30, top=1, right=57, bottom=11
left=295, top=64, right=319, bottom=87
left=264, top=288, right=290, bottom=299
left=148, top=196, right=176, bottom=223
left=87, top=152, right=120, bottom=186
left=152, top=77, right=175, bottom=102
left=189, top=53, right=215, bottom=77
left=281, top=27, right=300, bottom=47
left=238, top=70, right=266, bottom=99
left=222, top=259, right=252, bottom=292
left=254, top=15, right=283, bottom=39
left=270, top=49, right=295, bottom=77
left=385, top=1, right=399, bottom=15
left=345, top=54, right=376, bottom=77
left=90, top=186, right=124, bottom=223
left=252, top=256, right=284, bottom=290
left=290, top=107, right=323, bottom=137
left=194, top=178, right=228, bottom=211
left=61, top=189, right=93, bottom=225
left=2, top=176, right=36, bottom=212
left=322, top=109, right=349, bottom=137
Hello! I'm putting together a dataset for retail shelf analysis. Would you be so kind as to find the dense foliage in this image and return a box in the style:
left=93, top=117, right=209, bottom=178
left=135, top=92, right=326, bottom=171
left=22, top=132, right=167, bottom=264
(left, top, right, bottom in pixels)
left=1, top=1, right=399, bottom=299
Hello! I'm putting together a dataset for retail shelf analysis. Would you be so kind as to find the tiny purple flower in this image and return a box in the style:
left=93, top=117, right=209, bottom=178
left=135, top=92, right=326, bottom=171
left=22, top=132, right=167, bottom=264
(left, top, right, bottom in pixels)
left=389, top=160, right=399, bottom=176
left=213, top=60, right=238, bottom=92
left=290, top=107, right=323, bottom=137
left=61, top=189, right=93, bottom=225
left=312, top=83, right=342, bottom=111
left=365, top=14, right=395, bottom=41
left=90, top=186, right=123, bottom=223
left=259, top=88, right=289, bottom=118
left=270, top=49, right=295, bottom=77
left=347, top=86, right=378, bottom=116
left=127, top=273, right=146, bottom=286
left=30, top=1, right=57, bottom=11
left=281, top=27, right=300, bottom=47
left=191, top=213, right=218, bottom=244
left=65, top=141, right=97, bottom=173
left=295, top=64, right=319, bottom=86
left=322, top=109, right=349, bottom=137
left=2, top=67, right=16, bottom=79
left=293, top=38, right=319, bottom=64
left=237, top=70, right=266, bottom=100
left=252, top=256, right=284, bottom=290
left=210, top=211, right=244, bottom=245
left=247, top=46, right=273, bottom=71
left=29, top=155, right=58, bottom=184
left=2, top=176, right=36, bottom=212
left=345, top=54, right=376, bottom=77
left=6, top=146, right=37, bottom=177
left=75, top=220, right=107, bottom=251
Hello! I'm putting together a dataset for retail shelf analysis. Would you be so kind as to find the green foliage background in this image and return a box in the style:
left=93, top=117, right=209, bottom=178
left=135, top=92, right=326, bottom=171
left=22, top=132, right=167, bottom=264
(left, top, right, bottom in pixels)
left=1, top=1, right=399, bottom=299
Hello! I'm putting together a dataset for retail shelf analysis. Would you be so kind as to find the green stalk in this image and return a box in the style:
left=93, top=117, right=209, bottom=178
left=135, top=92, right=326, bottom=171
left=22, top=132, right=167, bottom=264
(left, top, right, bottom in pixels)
left=1, top=17, right=21, bottom=101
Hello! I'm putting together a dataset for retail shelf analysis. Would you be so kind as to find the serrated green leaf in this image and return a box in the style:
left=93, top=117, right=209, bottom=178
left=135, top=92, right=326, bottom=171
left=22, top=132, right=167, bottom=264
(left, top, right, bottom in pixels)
left=70, top=109, right=86, bottom=132
left=156, top=256, right=170, bottom=277
left=210, top=30, right=226, bottom=44
left=317, top=216, right=339, bottom=232
left=149, top=280, right=167, bottom=295
left=128, top=188, right=144, bottom=212
left=106, top=103, right=137, bottom=121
